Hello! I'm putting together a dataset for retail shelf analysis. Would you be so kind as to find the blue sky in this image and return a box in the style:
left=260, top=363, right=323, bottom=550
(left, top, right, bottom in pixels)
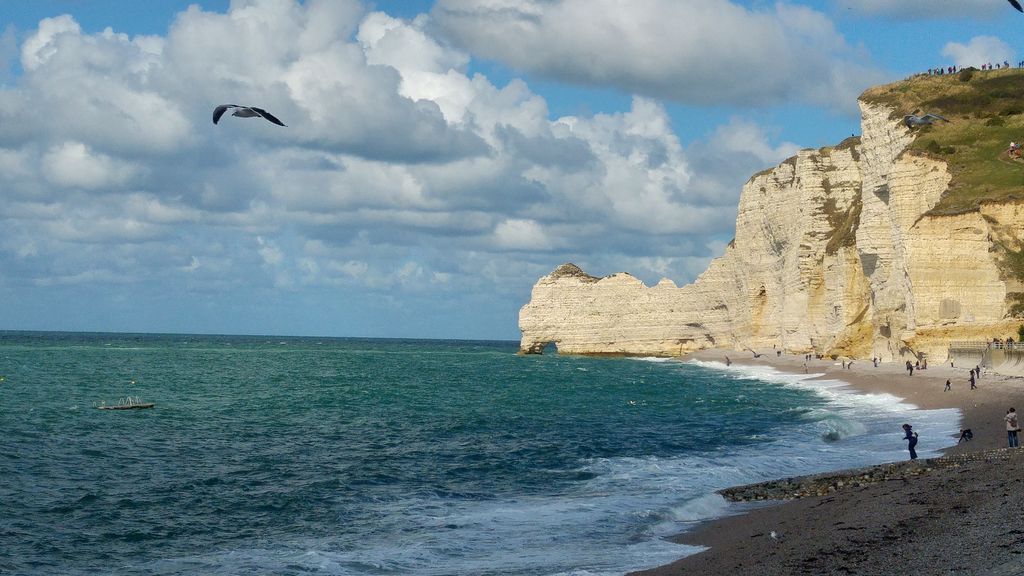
left=1, top=0, right=1022, bottom=340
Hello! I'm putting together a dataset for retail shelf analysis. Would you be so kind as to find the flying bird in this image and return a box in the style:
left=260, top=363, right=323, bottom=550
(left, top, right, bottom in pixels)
left=1009, top=0, right=1023, bottom=13
left=903, top=113, right=949, bottom=128
left=212, top=104, right=286, bottom=127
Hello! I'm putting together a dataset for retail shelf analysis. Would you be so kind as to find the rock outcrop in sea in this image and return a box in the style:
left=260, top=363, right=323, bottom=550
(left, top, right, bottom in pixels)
left=519, top=74, right=1024, bottom=361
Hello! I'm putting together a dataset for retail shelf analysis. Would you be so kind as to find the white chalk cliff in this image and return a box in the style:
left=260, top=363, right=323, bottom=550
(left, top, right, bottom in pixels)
left=519, top=95, right=1024, bottom=361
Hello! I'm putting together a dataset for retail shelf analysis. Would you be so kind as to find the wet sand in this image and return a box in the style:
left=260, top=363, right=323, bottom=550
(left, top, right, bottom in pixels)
left=629, top=350, right=1024, bottom=576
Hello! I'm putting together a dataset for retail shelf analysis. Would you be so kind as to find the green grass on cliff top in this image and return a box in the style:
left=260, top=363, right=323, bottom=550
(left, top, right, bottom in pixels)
left=860, top=69, right=1024, bottom=215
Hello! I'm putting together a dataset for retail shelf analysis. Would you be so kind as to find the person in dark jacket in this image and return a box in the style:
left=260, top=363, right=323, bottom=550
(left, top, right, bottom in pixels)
left=902, top=424, right=918, bottom=459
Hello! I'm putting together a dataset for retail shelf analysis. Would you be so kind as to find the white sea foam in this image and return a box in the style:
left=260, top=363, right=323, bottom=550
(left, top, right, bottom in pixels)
left=690, top=359, right=960, bottom=451
left=688, top=359, right=921, bottom=411
left=667, top=492, right=730, bottom=523
left=819, top=413, right=869, bottom=441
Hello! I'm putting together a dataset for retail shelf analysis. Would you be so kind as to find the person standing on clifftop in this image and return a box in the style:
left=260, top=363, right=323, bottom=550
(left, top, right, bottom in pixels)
left=902, top=424, right=918, bottom=460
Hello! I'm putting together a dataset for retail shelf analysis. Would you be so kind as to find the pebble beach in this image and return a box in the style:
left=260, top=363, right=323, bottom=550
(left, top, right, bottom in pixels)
left=631, top=350, right=1024, bottom=576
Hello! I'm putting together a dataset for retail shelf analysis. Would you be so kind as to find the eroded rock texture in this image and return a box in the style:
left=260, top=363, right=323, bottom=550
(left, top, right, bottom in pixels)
left=519, top=99, right=1024, bottom=360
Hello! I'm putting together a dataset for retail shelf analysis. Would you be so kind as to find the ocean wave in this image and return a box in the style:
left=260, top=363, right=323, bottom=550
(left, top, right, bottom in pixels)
left=686, top=359, right=920, bottom=413
left=818, top=414, right=869, bottom=441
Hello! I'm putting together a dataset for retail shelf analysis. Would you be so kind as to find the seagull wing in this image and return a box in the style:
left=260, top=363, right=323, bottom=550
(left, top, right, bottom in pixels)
left=1009, top=0, right=1023, bottom=13
left=923, top=113, right=949, bottom=122
left=251, top=107, right=287, bottom=127
left=213, top=104, right=240, bottom=125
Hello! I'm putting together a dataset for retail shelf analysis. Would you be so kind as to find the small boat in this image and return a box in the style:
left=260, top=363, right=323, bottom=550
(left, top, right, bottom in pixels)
left=98, top=396, right=155, bottom=410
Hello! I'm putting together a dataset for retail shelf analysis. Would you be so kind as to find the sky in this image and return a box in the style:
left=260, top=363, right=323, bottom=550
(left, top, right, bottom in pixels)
left=1, top=0, right=1022, bottom=340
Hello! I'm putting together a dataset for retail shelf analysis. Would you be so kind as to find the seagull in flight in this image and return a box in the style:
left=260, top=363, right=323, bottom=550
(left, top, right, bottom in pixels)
left=1009, top=0, right=1023, bottom=13
left=212, top=105, right=286, bottom=127
left=904, top=113, right=949, bottom=128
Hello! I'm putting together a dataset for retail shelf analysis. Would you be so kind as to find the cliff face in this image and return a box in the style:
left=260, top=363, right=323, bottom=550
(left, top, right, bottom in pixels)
left=519, top=96, right=1024, bottom=360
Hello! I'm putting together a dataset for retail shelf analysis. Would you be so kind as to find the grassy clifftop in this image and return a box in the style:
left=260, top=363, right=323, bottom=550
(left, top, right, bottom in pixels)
left=860, top=69, right=1024, bottom=215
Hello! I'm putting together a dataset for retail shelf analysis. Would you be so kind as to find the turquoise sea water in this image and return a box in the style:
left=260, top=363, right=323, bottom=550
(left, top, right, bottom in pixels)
left=0, top=332, right=959, bottom=575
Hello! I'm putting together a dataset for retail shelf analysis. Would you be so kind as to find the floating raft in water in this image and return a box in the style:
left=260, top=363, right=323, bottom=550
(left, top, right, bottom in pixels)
left=98, top=403, right=155, bottom=410
left=98, top=397, right=155, bottom=410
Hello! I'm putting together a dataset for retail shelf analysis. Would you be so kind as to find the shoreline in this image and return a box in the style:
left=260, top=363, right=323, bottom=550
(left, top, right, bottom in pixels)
left=629, top=349, right=1024, bottom=576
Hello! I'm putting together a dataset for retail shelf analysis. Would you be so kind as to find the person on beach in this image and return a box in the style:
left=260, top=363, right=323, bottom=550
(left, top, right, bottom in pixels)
left=970, top=372, right=977, bottom=390
left=945, top=379, right=951, bottom=392
left=959, top=428, right=973, bottom=443
left=1007, top=408, right=1020, bottom=448
left=724, top=355, right=731, bottom=366
left=902, top=424, right=919, bottom=459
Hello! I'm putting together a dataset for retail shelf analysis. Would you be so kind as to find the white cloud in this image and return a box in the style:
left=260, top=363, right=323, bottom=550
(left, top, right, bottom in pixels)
left=0, top=1, right=810, bottom=337
left=493, top=218, right=551, bottom=250
left=44, top=212, right=165, bottom=243
left=707, top=118, right=801, bottom=167
left=684, top=118, right=800, bottom=209
left=4, top=16, right=190, bottom=155
left=122, top=194, right=199, bottom=225
left=181, top=256, right=200, bottom=272
left=41, top=141, right=141, bottom=189
left=0, top=147, right=32, bottom=180
left=257, top=236, right=285, bottom=266
left=21, top=15, right=80, bottom=70
left=432, top=0, right=886, bottom=111
left=337, top=260, right=369, bottom=278
left=357, top=12, right=475, bottom=123
left=534, top=97, right=717, bottom=235
left=33, top=268, right=124, bottom=287
left=942, top=36, right=1014, bottom=68
left=358, top=12, right=467, bottom=75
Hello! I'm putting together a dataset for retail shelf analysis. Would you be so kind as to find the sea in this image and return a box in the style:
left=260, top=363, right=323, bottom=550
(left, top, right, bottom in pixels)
left=0, top=332, right=960, bottom=576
